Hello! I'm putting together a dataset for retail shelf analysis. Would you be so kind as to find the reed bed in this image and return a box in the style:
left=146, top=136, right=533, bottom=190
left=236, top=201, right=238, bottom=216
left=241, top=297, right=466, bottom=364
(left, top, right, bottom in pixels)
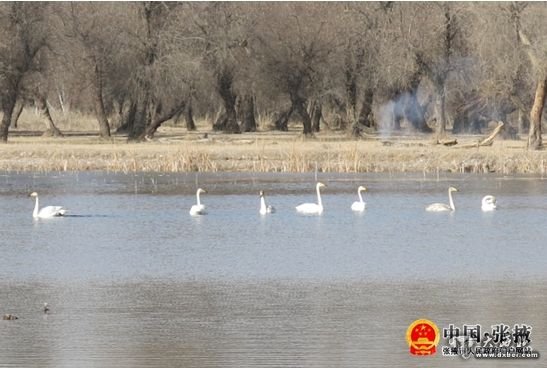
left=1, top=132, right=546, bottom=174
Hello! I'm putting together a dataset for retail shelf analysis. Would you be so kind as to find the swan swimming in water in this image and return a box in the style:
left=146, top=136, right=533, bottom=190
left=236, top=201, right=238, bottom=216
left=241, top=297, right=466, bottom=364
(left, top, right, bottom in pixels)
left=481, top=195, right=497, bottom=211
left=259, top=190, right=275, bottom=215
left=189, top=188, right=207, bottom=216
left=351, top=186, right=367, bottom=212
left=296, top=182, right=326, bottom=215
left=426, top=187, right=458, bottom=212
left=29, top=192, right=66, bottom=218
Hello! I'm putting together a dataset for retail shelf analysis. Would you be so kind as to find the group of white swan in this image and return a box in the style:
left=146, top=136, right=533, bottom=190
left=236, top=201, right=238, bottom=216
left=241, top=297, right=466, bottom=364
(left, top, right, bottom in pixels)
left=425, top=186, right=497, bottom=212
left=188, top=182, right=365, bottom=216
left=28, top=183, right=497, bottom=219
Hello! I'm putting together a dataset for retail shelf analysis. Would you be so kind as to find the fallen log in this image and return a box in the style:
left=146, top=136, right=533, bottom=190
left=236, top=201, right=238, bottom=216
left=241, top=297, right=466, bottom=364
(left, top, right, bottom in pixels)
left=457, top=121, right=504, bottom=149
left=439, top=139, right=458, bottom=146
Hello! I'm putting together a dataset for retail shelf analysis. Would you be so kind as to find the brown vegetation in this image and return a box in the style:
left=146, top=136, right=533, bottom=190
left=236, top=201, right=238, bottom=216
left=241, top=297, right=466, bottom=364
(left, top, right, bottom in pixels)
left=2, top=117, right=546, bottom=174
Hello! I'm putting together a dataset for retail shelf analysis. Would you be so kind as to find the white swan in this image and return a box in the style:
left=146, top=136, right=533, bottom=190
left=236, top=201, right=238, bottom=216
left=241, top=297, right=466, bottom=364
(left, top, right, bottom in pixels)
left=296, top=182, right=326, bottom=215
left=189, top=188, right=207, bottom=216
left=426, top=186, right=458, bottom=212
left=481, top=195, right=497, bottom=211
left=30, top=192, right=66, bottom=218
left=351, top=185, right=367, bottom=212
left=259, top=190, right=275, bottom=215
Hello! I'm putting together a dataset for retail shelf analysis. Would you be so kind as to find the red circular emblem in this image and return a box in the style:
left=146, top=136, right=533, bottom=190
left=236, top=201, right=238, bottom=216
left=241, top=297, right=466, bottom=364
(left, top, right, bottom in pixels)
left=406, top=319, right=440, bottom=356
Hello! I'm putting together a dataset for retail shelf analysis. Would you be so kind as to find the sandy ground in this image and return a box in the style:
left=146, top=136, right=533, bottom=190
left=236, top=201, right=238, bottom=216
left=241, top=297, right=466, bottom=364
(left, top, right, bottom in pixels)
left=1, top=124, right=546, bottom=174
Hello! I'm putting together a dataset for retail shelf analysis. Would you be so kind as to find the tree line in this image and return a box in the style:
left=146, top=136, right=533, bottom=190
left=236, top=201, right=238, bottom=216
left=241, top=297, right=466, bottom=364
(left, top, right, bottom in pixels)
left=1, top=2, right=546, bottom=149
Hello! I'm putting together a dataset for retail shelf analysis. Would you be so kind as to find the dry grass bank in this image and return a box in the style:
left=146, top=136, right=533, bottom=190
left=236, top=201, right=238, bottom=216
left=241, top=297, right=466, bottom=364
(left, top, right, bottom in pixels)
left=1, top=124, right=547, bottom=174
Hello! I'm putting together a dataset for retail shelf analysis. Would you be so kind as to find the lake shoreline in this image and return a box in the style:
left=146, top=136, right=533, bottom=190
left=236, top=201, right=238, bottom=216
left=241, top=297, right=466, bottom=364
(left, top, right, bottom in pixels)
left=1, top=130, right=546, bottom=174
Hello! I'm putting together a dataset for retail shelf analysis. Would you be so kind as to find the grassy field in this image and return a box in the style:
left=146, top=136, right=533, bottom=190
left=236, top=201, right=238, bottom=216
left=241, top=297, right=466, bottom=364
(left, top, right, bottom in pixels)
left=2, top=111, right=546, bottom=174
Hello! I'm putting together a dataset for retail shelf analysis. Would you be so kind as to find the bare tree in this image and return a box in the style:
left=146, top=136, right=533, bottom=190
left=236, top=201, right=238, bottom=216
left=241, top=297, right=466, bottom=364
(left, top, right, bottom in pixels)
left=341, top=3, right=387, bottom=136
left=518, top=29, right=546, bottom=149
left=0, top=3, right=49, bottom=142
left=104, top=2, right=193, bottom=141
left=473, top=2, right=546, bottom=149
left=463, top=3, right=532, bottom=136
left=59, top=3, right=126, bottom=138
left=239, top=94, right=257, bottom=132
left=1, top=2, right=545, bottom=147
left=191, top=3, right=256, bottom=134
left=513, top=2, right=547, bottom=150
left=255, top=3, right=336, bottom=136
left=372, top=3, right=435, bottom=133
left=402, top=3, right=471, bottom=139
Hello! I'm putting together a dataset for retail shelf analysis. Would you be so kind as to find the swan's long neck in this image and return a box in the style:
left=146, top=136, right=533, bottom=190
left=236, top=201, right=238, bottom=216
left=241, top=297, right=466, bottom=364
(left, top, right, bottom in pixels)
left=196, top=190, right=201, bottom=206
left=448, top=190, right=455, bottom=210
left=33, top=196, right=39, bottom=217
left=358, top=188, right=364, bottom=203
left=316, top=185, right=323, bottom=207
left=260, top=196, right=266, bottom=212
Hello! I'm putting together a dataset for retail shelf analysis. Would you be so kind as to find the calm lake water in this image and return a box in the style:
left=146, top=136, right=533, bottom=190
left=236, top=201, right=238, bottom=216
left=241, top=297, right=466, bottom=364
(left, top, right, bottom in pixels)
left=1, top=171, right=546, bottom=367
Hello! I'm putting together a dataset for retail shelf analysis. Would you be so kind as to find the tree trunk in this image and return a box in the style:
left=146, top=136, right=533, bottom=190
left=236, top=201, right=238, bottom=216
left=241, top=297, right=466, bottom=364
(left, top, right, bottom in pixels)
left=518, top=108, right=529, bottom=134
left=0, top=94, right=17, bottom=142
left=35, top=97, right=63, bottom=137
left=240, top=94, right=257, bottom=132
left=273, top=107, right=293, bottom=131
left=11, top=97, right=24, bottom=129
left=528, top=77, right=546, bottom=150
left=345, top=70, right=357, bottom=127
left=126, top=2, right=157, bottom=141
left=358, top=88, right=374, bottom=127
left=351, top=89, right=374, bottom=137
left=310, top=100, right=322, bottom=133
left=223, top=103, right=239, bottom=134
left=405, top=93, right=432, bottom=132
left=141, top=102, right=185, bottom=139
left=399, top=69, right=430, bottom=132
left=184, top=101, right=196, bottom=131
left=344, top=46, right=364, bottom=129
left=216, top=70, right=240, bottom=134
left=117, top=100, right=137, bottom=134
left=293, top=100, right=313, bottom=136
left=92, top=63, right=111, bottom=138
left=112, top=98, right=126, bottom=131
left=436, top=86, right=447, bottom=140
left=58, top=90, right=67, bottom=113
left=213, top=112, right=228, bottom=131
left=129, top=92, right=151, bottom=140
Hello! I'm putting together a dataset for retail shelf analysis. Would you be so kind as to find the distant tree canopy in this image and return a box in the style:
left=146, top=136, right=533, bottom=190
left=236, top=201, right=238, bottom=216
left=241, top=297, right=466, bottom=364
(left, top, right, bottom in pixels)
left=0, top=2, right=546, bottom=148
